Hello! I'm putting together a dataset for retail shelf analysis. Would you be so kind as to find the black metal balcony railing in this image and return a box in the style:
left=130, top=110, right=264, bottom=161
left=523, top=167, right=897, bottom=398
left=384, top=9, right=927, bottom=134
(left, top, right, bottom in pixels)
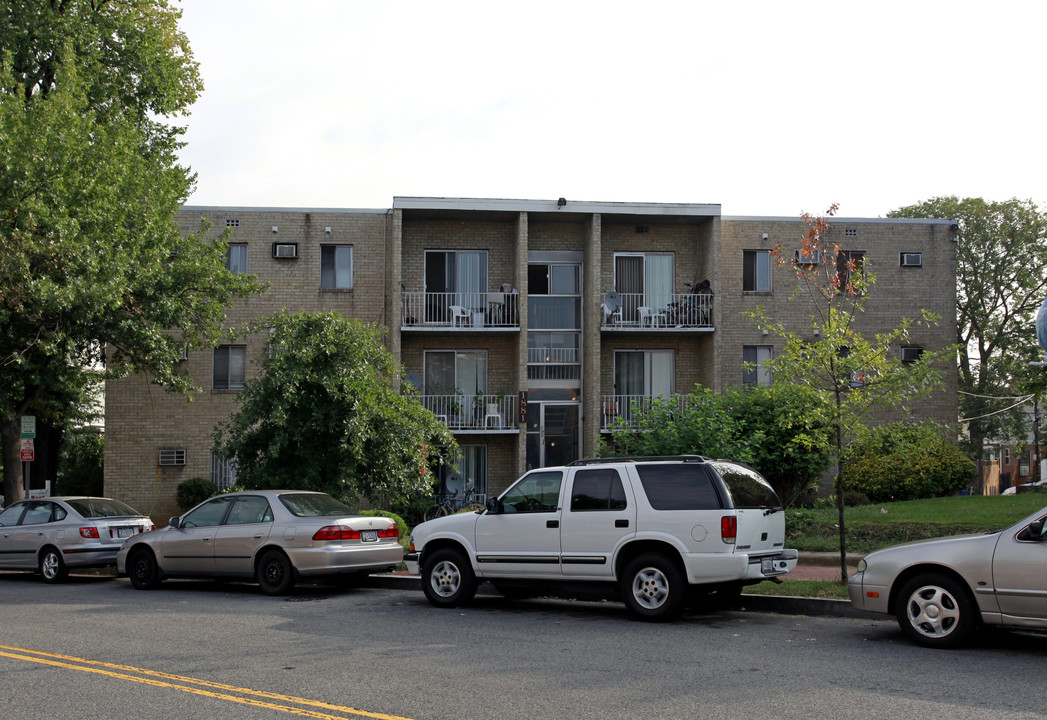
left=422, top=393, right=516, bottom=430
left=601, top=292, right=712, bottom=329
left=402, top=291, right=519, bottom=329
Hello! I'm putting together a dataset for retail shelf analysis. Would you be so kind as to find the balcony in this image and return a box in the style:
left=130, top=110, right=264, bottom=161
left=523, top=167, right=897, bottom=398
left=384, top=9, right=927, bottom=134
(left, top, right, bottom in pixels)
left=402, top=290, right=520, bottom=331
left=601, top=292, right=713, bottom=331
left=421, top=393, right=518, bottom=433
left=600, top=394, right=690, bottom=430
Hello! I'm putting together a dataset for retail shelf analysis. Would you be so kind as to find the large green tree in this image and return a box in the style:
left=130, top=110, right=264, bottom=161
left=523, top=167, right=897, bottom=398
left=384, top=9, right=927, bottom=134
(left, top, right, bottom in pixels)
left=889, top=198, right=1047, bottom=461
left=749, top=207, right=950, bottom=580
left=0, top=1, right=263, bottom=502
left=214, top=311, right=458, bottom=507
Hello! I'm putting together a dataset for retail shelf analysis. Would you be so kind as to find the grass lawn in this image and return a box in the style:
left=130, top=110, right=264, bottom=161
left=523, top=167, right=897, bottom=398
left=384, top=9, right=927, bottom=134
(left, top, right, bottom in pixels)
left=787, top=492, right=1047, bottom=554
left=745, top=578, right=850, bottom=600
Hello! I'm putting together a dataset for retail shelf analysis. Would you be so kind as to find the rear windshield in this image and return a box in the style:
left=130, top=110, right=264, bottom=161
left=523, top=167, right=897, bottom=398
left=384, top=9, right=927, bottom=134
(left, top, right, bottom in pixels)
left=66, top=498, right=142, bottom=518
left=279, top=493, right=354, bottom=517
left=636, top=464, right=722, bottom=510
left=710, top=463, right=781, bottom=509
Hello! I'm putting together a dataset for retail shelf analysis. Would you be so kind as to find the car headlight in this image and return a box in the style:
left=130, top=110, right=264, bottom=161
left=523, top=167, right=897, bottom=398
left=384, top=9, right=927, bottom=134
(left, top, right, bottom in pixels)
left=857, top=558, right=867, bottom=573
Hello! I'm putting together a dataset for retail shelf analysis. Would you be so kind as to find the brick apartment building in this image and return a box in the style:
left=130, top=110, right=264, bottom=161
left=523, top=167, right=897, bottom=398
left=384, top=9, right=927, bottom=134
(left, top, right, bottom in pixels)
left=104, top=197, right=958, bottom=520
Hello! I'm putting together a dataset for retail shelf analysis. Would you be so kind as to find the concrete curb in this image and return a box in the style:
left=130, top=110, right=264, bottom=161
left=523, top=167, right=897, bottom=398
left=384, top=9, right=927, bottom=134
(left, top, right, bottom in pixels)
left=363, top=573, right=882, bottom=620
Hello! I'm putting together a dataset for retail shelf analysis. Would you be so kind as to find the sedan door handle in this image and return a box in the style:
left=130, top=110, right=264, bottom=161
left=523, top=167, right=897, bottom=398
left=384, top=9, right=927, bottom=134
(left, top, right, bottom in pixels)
left=615, top=519, right=629, bottom=528
left=546, top=520, right=559, bottom=529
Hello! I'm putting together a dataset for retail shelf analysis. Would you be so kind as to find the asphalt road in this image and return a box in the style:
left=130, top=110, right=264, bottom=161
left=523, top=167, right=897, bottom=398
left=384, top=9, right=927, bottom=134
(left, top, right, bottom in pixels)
left=1, top=572, right=1046, bottom=720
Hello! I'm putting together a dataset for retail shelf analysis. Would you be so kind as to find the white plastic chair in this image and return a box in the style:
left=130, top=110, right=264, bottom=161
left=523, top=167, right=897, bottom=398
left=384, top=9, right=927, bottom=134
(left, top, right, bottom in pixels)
left=484, top=402, right=505, bottom=428
left=637, top=306, right=665, bottom=327
left=449, top=305, right=470, bottom=327
left=600, top=302, right=621, bottom=327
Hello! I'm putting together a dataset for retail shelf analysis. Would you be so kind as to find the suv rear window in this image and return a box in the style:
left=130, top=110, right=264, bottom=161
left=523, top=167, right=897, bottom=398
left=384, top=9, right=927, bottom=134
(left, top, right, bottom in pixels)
left=711, top=462, right=781, bottom=509
left=635, top=464, right=721, bottom=510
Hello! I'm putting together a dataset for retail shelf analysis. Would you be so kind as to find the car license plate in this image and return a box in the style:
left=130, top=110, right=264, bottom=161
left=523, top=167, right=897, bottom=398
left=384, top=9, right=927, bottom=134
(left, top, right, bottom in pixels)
left=761, top=557, right=774, bottom=574
left=116, top=527, right=134, bottom=539
left=361, top=530, right=378, bottom=543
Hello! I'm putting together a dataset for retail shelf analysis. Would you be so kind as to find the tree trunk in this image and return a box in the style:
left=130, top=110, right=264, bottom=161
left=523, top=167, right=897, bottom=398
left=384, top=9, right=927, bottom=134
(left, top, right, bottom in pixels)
left=1, top=417, right=25, bottom=504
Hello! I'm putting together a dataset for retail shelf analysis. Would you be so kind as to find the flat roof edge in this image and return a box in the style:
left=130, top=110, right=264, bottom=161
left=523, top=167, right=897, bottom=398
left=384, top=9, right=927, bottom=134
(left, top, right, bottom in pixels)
left=394, top=196, right=721, bottom=216
left=722, top=215, right=955, bottom=225
left=180, top=206, right=389, bottom=215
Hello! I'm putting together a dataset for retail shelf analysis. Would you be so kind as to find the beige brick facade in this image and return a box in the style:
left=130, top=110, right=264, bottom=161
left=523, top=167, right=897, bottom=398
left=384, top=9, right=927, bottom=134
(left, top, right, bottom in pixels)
left=105, top=199, right=958, bottom=520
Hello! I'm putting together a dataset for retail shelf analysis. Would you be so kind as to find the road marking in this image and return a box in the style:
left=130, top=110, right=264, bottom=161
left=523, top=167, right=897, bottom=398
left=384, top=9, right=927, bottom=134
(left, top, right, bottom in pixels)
left=0, top=644, right=414, bottom=720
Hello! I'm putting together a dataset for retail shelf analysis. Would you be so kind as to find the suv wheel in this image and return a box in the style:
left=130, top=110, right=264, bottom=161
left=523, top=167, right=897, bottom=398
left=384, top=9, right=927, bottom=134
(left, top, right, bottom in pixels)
left=422, top=549, right=478, bottom=608
left=621, top=553, right=685, bottom=621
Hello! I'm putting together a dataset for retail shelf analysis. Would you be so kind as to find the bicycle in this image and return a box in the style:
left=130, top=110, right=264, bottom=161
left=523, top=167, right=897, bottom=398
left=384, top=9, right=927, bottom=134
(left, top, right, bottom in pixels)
left=422, top=488, right=486, bottom=522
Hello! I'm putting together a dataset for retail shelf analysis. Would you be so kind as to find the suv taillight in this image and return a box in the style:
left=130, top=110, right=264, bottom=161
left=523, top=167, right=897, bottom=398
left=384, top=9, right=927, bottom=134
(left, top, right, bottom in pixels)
left=720, top=516, right=737, bottom=544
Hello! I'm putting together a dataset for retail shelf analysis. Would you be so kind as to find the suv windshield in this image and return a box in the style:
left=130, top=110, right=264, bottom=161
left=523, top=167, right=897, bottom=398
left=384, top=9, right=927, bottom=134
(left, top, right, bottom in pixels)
left=279, top=493, right=354, bottom=517
left=711, top=462, right=781, bottom=509
left=66, top=498, right=142, bottom=518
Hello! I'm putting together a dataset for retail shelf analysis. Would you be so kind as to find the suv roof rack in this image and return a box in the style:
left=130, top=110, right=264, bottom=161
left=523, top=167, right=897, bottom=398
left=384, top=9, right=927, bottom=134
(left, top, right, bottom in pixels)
left=567, top=455, right=710, bottom=466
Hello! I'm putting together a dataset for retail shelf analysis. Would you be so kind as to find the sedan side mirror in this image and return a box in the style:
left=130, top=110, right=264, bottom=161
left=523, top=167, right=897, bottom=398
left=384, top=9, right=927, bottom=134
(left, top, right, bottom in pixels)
left=168, top=516, right=182, bottom=529
left=1028, top=519, right=1045, bottom=541
left=486, top=497, right=504, bottom=515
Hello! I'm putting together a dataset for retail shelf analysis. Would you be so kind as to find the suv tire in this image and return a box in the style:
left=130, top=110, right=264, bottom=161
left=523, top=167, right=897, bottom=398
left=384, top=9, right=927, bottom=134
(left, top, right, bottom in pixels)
left=621, top=552, right=685, bottom=621
left=422, top=548, right=478, bottom=608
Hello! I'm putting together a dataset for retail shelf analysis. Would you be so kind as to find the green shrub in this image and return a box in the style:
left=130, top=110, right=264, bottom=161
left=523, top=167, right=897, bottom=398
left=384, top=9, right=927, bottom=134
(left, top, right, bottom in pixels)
left=846, top=422, right=976, bottom=502
left=843, top=490, right=871, bottom=506
left=176, top=477, right=216, bottom=511
left=359, top=509, right=408, bottom=540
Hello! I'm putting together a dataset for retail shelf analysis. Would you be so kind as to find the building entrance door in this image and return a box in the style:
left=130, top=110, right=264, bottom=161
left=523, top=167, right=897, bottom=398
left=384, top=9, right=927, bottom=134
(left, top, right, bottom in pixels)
left=526, top=402, right=580, bottom=470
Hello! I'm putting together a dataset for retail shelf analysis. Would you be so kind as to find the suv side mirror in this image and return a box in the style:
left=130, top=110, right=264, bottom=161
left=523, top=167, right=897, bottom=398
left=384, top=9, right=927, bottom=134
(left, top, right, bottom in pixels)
left=168, top=516, right=182, bottom=529
left=486, top=497, right=503, bottom=515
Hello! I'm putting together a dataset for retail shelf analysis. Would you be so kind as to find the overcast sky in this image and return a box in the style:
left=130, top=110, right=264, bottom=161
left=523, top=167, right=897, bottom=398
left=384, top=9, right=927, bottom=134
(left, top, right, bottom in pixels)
left=174, top=0, right=1047, bottom=218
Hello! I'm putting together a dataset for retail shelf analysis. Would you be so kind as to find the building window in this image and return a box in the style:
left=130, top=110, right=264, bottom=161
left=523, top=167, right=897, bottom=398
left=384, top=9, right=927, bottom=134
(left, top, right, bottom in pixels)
left=742, top=250, right=772, bottom=292
left=210, top=453, right=239, bottom=490
left=424, top=250, right=488, bottom=321
left=742, top=345, right=773, bottom=386
left=226, top=243, right=248, bottom=274
left=213, top=345, right=246, bottom=390
left=441, top=445, right=487, bottom=500
left=424, top=350, right=487, bottom=422
left=837, top=250, right=865, bottom=288
left=613, top=350, right=674, bottom=424
left=1019, top=448, right=1032, bottom=477
left=320, top=245, right=353, bottom=290
left=900, top=346, right=924, bottom=363
left=613, top=253, right=674, bottom=324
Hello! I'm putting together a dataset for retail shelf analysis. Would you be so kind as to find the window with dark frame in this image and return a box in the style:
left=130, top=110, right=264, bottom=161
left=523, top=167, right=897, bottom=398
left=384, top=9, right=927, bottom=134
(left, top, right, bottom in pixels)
left=320, top=245, right=353, bottom=290
left=226, top=243, right=248, bottom=274
left=742, top=250, right=772, bottom=292
left=213, top=345, right=246, bottom=390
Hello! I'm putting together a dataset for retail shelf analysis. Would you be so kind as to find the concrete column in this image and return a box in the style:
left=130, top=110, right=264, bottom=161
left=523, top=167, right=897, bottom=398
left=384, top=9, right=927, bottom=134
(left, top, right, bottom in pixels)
left=582, top=214, right=602, bottom=459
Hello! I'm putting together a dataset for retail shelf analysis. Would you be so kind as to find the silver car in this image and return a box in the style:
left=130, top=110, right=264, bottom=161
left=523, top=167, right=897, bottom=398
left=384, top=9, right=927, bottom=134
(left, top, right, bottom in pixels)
left=0, top=497, right=154, bottom=583
left=116, top=490, right=403, bottom=595
left=848, top=505, right=1047, bottom=648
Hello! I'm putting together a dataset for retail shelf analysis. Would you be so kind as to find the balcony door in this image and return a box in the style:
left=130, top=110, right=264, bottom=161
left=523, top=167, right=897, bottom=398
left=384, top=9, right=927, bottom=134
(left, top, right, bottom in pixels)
left=424, top=250, right=488, bottom=323
left=614, top=253, right=673, bottom=324
left=613, top=350, right=674, bottom=423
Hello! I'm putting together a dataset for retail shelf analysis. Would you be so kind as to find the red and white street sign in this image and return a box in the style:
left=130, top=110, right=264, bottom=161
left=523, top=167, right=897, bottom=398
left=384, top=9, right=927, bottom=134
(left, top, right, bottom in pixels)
left=19, top=438, right=34, bottom=462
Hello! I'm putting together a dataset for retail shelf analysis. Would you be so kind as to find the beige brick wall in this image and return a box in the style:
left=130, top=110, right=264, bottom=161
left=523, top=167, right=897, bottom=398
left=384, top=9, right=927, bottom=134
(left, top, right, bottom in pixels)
left=105, top=204, right=958, bottom=518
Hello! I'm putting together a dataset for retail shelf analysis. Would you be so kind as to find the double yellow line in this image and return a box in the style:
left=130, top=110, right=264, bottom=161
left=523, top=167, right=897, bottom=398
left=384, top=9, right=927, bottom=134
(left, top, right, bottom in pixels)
left=0, top=644, right=415, bottom=720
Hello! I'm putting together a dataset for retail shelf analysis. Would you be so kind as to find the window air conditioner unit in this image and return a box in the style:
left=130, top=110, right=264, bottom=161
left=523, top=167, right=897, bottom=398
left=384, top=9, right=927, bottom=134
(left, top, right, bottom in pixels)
left=794, top=248, right=820, bottom=265
left=900, top=252, right=923, bottom=267
left=272, top=243, right=298, bottom=259
left=900, top=346, right=923, bottom=363
left=158, top=448, right=187, bottom=466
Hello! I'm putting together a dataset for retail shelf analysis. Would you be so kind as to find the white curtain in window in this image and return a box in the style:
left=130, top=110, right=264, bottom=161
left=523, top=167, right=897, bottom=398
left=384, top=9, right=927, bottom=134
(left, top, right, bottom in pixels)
left=645, top=254, right=674, bottom=311
left=455, top=252, right=487, bottom=309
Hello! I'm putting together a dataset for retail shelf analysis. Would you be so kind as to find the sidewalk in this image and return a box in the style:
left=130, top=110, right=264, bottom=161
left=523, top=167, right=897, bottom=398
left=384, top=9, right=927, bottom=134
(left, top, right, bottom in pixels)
left=370, top=551, right=880, bottom=620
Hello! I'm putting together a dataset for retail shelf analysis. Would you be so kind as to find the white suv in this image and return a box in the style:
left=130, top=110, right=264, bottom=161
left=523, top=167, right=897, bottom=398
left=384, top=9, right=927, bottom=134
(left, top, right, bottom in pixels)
left=405, top=456, right=798, bottom=621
